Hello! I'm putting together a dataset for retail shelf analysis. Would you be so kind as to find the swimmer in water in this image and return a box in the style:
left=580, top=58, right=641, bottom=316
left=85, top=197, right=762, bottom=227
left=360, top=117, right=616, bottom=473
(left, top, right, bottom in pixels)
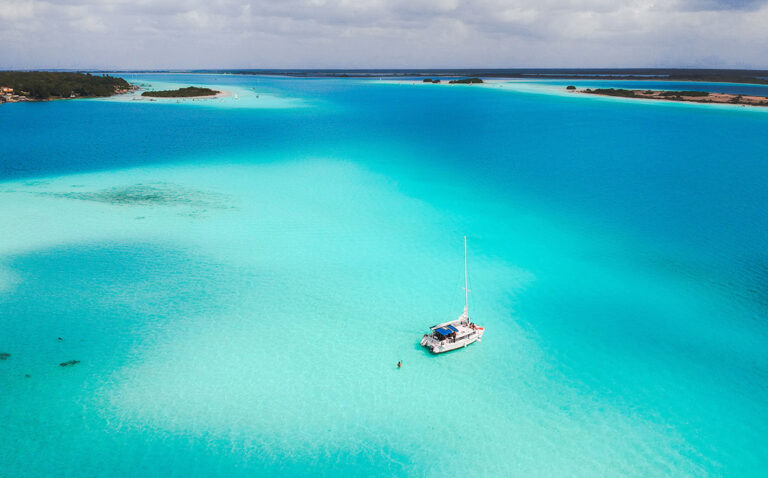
left=397, top=361, right=402, bottom=369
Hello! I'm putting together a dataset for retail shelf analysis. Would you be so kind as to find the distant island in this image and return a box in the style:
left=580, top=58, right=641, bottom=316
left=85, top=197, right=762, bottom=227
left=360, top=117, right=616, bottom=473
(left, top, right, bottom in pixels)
left=422, top=77, right=483, bottom=84
left=141, top=86, right=220, bottom=98
left=449, top=78, right=483, bottom=84
left=0, top=72, right=134, bottom=103
left=581, top=88, right=768, bottom=107
left=193, top=68, right=768, bottom=86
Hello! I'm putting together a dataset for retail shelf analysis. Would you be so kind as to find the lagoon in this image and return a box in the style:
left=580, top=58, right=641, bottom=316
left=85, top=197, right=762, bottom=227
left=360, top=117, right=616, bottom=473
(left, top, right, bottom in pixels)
left=1, top=74, right=767, bottom=476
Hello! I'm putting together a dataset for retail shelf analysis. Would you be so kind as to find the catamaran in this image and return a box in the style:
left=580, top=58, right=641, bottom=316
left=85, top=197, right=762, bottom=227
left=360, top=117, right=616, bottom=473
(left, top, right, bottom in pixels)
left=420, top=237, right=484, bottom=353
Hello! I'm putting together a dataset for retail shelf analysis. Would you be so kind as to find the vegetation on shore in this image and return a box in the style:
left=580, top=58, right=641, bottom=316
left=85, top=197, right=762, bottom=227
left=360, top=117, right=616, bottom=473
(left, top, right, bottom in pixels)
left=422, top=77, right=482, bottom=84
left=448, top=78, right=483, bottom=84
left=141, top=86, right=220, bottom=98
left=584, top=88, right=713, bottom=99
left=584, top=88, right=642, bottom=98
left=659, top=90, right=709, bottom=97
left=582, top=87, right=768, bottom=106
left=0, top=71, right=132, bottom=100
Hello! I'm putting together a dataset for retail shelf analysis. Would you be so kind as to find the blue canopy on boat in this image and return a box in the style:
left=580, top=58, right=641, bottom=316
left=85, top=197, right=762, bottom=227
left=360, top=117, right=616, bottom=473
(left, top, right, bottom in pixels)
left=435, top=325, right=458, bottom=336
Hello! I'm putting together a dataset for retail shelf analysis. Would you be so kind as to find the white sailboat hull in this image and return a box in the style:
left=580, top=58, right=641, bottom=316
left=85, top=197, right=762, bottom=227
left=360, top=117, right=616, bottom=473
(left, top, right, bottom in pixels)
left=420, top=324, right=484, bottom=354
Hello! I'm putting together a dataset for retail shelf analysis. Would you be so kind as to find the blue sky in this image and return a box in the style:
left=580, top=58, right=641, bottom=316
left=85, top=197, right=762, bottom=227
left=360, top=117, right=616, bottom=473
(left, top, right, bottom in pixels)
left=1, top=0, right=767, bottom=69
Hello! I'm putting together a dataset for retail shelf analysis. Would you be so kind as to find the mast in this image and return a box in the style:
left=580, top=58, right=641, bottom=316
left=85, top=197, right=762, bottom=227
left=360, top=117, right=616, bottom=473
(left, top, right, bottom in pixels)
left=463, top=236, right=469, bottom=318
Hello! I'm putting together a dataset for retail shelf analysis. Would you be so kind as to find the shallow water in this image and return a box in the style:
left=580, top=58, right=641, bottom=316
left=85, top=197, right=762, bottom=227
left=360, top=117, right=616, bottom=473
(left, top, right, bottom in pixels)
left=1, top=75, right=767, bottom=477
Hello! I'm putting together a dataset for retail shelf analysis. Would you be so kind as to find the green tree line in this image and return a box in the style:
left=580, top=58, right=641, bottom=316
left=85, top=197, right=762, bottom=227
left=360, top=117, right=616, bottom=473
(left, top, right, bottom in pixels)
left=0, top=71, right=130, bottom=99
left=141, top=87, right=219, bottom=98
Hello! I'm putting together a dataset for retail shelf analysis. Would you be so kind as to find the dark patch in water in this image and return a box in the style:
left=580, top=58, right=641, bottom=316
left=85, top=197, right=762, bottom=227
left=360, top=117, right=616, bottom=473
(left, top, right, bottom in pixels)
left=36, top=183, right=232, bottom=210
left=59, top=360, right=80, bottom=367
left=0, top=352, right=10, bottom=360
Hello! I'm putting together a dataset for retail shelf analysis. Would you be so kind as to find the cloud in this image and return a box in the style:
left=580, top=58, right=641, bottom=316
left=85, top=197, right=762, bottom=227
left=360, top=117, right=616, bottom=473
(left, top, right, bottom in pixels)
left=678, top=0, right=767, bottom=11
left=0, top=0, right=766, bottom=68
left=0, top=1, right=36, bottom=21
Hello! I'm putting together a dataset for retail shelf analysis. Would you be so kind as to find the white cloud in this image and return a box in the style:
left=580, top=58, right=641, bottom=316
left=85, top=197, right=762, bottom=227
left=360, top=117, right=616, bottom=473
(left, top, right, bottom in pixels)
left=0, top=0, right=766, bottom=68
left=0, top=0, right=36, bottom=21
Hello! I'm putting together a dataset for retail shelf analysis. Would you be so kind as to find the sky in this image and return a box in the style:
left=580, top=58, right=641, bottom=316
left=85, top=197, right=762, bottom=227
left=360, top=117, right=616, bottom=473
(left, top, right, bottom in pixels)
left=1, top=0, right=767, bottom=69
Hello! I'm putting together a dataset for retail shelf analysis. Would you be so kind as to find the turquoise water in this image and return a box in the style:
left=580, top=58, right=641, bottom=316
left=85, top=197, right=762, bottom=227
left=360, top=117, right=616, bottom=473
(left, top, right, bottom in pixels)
left=1, top=75, right=767, bottom=477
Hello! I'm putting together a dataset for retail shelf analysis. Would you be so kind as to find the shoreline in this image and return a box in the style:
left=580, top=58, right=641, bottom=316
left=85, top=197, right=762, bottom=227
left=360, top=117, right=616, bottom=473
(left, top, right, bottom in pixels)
left=1, top=85, right=139, bottom=104
left=377, top=79, right=768, bottom=110
left=137, top=86, right=230, bottom=99
left=578, top=88, right=768, bottom=108
left=130, top=88, right=231, bottom=102
left=150, top=69, right=768, bottom=86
